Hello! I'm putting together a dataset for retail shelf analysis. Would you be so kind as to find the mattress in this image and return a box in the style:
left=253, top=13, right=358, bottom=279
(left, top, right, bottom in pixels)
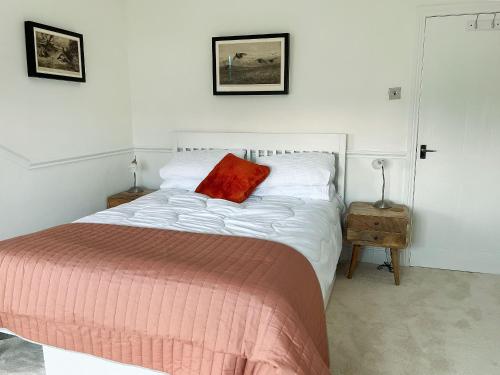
left=77, top=189, right=344, bottom=303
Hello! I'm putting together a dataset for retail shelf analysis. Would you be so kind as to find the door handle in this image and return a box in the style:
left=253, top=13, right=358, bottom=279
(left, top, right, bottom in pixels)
left=420, top=144, right=438, bottom=159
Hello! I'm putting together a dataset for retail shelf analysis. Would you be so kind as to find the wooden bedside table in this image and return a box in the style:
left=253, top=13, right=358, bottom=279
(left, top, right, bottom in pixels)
left=346, top=202, right=410, bottom=285
left=107, top=189, right=155, bottom=209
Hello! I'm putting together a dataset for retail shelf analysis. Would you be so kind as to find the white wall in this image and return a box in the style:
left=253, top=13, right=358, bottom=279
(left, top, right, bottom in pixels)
left=0, top=0, right=133, bottom=240
left=0, top=150, right=132, bottom=240
left=127, top=0, right=413, bottom=151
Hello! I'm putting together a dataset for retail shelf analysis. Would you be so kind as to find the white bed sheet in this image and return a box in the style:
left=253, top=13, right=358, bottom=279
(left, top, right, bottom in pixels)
left=77, top=189, right=343, bottom=303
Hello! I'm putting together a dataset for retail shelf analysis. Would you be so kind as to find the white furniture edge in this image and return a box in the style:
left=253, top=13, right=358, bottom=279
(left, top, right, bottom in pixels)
left=135, top=145, right=406, bottom=159
left=0, top=328, right=162, bottom=375
left=174, top=131, right=347, bottom=202
left=405, top=1, right=500, bottom=265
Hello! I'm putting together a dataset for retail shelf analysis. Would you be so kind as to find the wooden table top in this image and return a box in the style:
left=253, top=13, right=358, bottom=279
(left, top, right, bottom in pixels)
left=348, top=202, right=409, bottom=219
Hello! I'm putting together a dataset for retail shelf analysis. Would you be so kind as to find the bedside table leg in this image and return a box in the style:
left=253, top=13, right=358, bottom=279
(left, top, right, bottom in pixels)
left=390, top=249, right=401, bottom=285
left=347, top=245, right=362, bottom=279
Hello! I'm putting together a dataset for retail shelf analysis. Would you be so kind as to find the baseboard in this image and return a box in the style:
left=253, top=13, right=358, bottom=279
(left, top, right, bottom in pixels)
left=410, top=247, right=500, bottom=274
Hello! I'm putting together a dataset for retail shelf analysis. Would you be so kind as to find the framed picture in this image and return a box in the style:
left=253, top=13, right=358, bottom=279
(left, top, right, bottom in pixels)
left=212, top=33, right=289, bottom=95
left=24, top=21, right=86, bottom=82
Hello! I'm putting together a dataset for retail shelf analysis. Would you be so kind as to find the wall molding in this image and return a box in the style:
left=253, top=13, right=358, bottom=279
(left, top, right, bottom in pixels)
left=0, top=143, right=133, bottom=170
left=30, top=148, right=133, bottom=169
left=346, top=150, right=407, bottom=159
left=0, top=144, right=31, bottom=168
left=2, top=143, right=408, bottom=170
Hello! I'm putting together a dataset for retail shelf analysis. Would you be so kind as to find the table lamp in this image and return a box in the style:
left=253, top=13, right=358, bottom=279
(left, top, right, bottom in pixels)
left=128, top=156, right=143, bottom=193
left=372, top=158, right=391, bottom=209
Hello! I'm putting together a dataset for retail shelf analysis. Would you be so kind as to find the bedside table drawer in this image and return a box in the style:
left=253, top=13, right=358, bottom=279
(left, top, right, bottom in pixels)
left=346, top=229, right=407, bottom=248
left=347, top=215, right=407, bottom=233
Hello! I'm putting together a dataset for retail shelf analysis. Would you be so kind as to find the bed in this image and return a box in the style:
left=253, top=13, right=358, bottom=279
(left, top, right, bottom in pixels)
left=0, top=132, right=346, bottom=375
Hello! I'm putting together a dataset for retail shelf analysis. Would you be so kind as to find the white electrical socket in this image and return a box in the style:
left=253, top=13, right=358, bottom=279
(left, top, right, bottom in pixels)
left=388, top=87, right=401, bottom=100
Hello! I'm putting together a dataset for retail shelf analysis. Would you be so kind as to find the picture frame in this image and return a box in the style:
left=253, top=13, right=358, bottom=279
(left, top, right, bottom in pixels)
left=212, top=33, right=289, bottom=95
left=24, top=21, right=86, bottom=82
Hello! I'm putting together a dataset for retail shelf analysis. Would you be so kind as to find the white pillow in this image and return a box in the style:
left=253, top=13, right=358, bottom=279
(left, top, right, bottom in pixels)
left=159, top=149, right=246, bottom=182
left=256, top=153, right=336, bottom=188
left=253, top=184, right=336, bottom=201
left=160, top=177, right=201, bottom=191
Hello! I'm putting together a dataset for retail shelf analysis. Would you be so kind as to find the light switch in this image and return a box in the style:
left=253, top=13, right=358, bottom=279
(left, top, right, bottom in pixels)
left=388, top=87, right=401, bottom=100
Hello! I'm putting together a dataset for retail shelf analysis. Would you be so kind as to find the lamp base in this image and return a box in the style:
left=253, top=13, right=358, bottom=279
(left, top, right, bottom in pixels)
left=373, top=200, right=392, bottom=209
left=127, top=186, right=144, bottom=193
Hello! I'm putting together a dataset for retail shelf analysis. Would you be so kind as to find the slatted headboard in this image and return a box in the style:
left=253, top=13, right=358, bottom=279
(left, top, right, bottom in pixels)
left=174, top=131, right=347, bottom=201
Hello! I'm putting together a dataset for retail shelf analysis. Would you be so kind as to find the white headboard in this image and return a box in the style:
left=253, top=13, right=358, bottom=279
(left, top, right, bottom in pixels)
left=174, top=131, right=347, bottom=201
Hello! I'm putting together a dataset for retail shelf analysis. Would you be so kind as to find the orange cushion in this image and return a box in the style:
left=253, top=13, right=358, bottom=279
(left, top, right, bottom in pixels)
left=195, top=153, right=270, bottom=203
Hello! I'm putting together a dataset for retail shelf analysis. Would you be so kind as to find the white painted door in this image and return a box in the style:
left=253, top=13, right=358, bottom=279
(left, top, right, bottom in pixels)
left=411, top=14, right=500, bottom=273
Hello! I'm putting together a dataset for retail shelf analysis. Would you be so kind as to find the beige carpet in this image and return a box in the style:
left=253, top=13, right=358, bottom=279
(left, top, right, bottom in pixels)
left=1, top=264, right=499, bottom=375
left=327, top=262, right=500, bottom=375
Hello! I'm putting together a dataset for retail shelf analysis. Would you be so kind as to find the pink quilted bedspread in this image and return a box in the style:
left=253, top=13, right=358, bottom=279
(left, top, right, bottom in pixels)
left=0, top=223, right=330, bottom=374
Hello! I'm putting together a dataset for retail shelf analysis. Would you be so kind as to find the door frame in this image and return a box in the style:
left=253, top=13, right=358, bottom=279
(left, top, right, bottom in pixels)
left=405, top=2, right=500, bottom=265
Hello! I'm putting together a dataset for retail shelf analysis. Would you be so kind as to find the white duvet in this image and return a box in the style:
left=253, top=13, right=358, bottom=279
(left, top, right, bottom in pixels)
left=77, top=189, right=344, bottom=303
